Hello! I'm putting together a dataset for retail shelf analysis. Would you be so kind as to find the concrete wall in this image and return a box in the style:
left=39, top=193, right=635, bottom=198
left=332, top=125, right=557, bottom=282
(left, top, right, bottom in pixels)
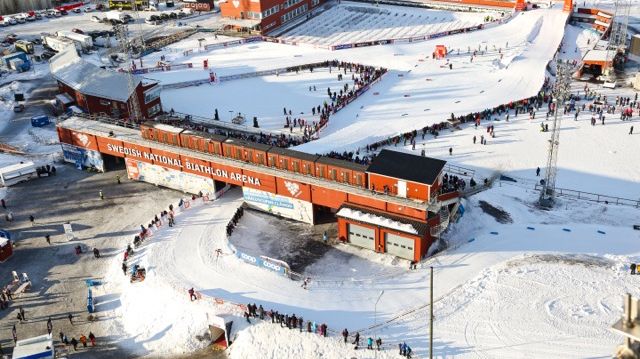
left=0, top=0, right=53, bottom=15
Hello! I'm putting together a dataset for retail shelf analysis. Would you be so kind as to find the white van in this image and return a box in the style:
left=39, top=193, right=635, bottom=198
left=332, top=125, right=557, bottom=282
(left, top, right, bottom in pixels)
left=0, top=162, right=37, bottom=187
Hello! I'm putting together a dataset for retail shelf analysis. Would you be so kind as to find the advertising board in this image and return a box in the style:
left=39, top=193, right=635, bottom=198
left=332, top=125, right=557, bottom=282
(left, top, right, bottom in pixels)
left=61, top=143, right=104, bottom=171
left=242, top=187, right=313, bottom=224
left=126, top=158, right=216, bottom=195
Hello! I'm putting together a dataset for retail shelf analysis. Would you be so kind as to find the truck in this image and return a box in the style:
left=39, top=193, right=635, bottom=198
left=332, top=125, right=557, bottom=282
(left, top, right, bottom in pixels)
left=31, top=115, right=50, bottom=127
left=57, top=30, right=93, bottom=50
left=42, top=35, right=80, bottom=53
left=1, top=52, right=31, bottom=72
left=12, top=334, right=55, bottom=359
left=15, top=40, right=34, bottom=54
left=104, top=10, right=129, bottom=24
left=0, top=162, right=37, bottom=187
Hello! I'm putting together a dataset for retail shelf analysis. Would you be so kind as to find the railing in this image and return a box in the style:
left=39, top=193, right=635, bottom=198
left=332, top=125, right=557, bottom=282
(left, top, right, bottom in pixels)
left=533, top=184, right=640, bottom=208
left=444, top=163, right=475, bottom=178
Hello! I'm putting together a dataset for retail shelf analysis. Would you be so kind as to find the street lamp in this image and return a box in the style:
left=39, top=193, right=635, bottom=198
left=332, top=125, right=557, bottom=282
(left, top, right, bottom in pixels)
left=374, top=290, right=385, bottom=357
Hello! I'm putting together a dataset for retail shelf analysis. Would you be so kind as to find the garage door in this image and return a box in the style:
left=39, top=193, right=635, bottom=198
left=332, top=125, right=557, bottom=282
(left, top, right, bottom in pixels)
left=385, top=233, right=415, bottom=260
left=347, top=223, right=375, bottom=250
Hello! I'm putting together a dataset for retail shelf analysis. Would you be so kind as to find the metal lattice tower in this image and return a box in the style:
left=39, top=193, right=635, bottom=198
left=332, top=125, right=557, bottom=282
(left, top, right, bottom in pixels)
left=539, top=60, right=573, bottom=208
left=113, top=0, right=146, bottom=121
left=604, top=0, right=631, bottom=76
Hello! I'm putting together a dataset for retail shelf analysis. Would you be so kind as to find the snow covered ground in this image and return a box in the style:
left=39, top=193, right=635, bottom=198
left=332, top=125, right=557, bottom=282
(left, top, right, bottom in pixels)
left=279, top=2, right=501, bottom=47
left=161, top=67, right=350, bottom=131
left=96, top=184, right=640, bottom=358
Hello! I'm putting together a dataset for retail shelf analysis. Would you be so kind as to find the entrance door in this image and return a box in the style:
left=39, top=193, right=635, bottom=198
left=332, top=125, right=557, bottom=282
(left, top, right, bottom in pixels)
left=397, top=180, right=407, bottom=198
left=384, top=233, right=414, bottom=260
left=347, top=223, right=375, bottom=250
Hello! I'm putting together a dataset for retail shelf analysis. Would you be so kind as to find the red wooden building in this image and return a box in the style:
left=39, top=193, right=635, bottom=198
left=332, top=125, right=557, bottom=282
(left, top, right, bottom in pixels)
left=50, top=49, right=162, bottom=120
left=57, top=117, right=459, bottom=262
left=218, top=0, right=323, bottom=33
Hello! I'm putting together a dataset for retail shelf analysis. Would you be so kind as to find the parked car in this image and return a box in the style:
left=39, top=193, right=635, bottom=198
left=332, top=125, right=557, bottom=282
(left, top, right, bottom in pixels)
left=35, top=13, right=42, bottom=19
left=73, top=8, right=81, bottom=13
left=41, top=51, right=55, bottom=60
left=90, top=15, right=101, bottom=22
left=145, top=18, right=161, bottom=25
left=71, top=28, right=84, bottom=34
left=169, top=12, right=177, bottom=19
left=160, top=13, right=170, bottom=20
left=13, top=104, right=24, bottom=113
left=83, top=7, right=94, bottom=12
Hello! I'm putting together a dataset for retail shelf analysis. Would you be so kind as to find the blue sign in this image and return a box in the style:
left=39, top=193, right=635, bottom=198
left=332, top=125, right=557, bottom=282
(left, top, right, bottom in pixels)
left=0, top=229, right=11, bottom=240
left=235, top=250, right=287, bottom=276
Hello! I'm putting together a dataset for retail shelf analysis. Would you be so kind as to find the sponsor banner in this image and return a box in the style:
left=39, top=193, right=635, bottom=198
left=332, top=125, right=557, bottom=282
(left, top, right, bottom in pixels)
left=125, top=158, right=216, bottom=195
left=333, top=44, right=353, bottom=50
left=61, top=143, right=104, bottom=172
left=183, top=2, right=213, bottom=11
left=354, top=41, right=373, bottom=48
left=429, top=32, right=448, bottom=39
left=235, top=250, right=288, bottom=276
left=244, top=36, right=263, bottom=43
left=243, top=187, right=313, bottom=224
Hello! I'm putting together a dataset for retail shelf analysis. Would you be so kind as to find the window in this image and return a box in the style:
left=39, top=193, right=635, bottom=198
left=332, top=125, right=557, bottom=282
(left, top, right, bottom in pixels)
left=303, top=163, right=310, bottom=175
left=99, top=99, right=111, bottom=106
left=329, top=169, right=336, bottom=180
left=312, top=0, right=319, bottom=6
left=246, top=11, right=262, bottom=19
left=284, top=0, right=302, bottom=9
left=262, top=5, right=279, bottom=18
left=143, top=85, right=161, bottom=104
left=281, top=159, right=288, bottom=169
left=280, top=4, right=307, bottom=23
left=269, top=155, right=276, bottom=167
left=293, top=162, right=300, bottom=173
left=257, top=153, right=265, bottom=165
left=147, top=103, right=161, bottom=116
left=356, top=174, right=362, bottom=186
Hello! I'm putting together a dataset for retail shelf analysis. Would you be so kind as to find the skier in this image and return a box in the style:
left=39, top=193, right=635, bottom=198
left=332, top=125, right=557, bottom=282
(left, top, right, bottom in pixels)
left=367, top=337, right=373, bottom=350
left=122, top=262, right=127, bottom=276
left=473, top=135, right=476, bottom=144
left=88, top=332, right=96, bottom=346
left=188, top=288, right=197, bottom=301
left=630, top=126, right=634, bottom=135
left=99, top=190, right=104, bottom=200
left=45, top=235, right=51, bottom=245
left=536, top=167, right=540, bottom=176
left=68, top=313, right=74, bottom=325
left=323, top=231, right=328, bottom=243
left=29, top=215, right=34, bottom=226
left=1, top=199, right=5, bottom=208
left=342, top=328, right=349, bottom=343
left=93, top=248, right=100, bottom=258
left=19, top=306, right=25, bottom=320
left=116, top=175, right=121, bottom=184
left=79, top=334, right=87, bottom=347
left=46, top=317, right=53, bottom=334
left=70, top=337, right=78, bottom=351
left=376, top=337, right=382, bottom=350
left=352, top=331, right=360, bottom=348
left=449, top=147, right=452, bottom=155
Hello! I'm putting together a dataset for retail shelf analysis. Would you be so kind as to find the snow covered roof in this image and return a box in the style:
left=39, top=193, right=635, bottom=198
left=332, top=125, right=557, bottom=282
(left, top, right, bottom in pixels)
left=337, top=204, right=428, bottom=236
left=315, top=156, right=369, bottom=172
left=367, top=149, right=445, bottom=185
left=50, top=48, right=143, bottom=103
left=583, top=49, right=615, bottom=63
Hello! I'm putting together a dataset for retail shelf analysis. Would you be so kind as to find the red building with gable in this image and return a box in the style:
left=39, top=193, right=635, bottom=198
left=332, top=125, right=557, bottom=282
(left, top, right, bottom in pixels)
left=50, top=49, right=162, bottom=120
left=219, top=0, right=323, bottom=33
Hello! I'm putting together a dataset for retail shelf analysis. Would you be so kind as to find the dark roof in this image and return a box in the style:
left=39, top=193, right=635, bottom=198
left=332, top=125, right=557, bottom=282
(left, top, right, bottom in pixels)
left=182, top=129, right=228, bottom=143
left=366, top=149, right=445, bottom=185
left=338, top=203, right=429, bottom=237
left=223, top=138, right=272, bottom=152
left=268, top=147, right=319, bottom=162
left=315, top=156, right=369, bottom=172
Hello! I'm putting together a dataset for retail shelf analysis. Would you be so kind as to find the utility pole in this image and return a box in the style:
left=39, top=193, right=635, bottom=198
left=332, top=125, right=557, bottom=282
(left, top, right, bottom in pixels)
left=430, top=266, right=434, bottom=359
left=539, top=59, right=573, bottom=208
